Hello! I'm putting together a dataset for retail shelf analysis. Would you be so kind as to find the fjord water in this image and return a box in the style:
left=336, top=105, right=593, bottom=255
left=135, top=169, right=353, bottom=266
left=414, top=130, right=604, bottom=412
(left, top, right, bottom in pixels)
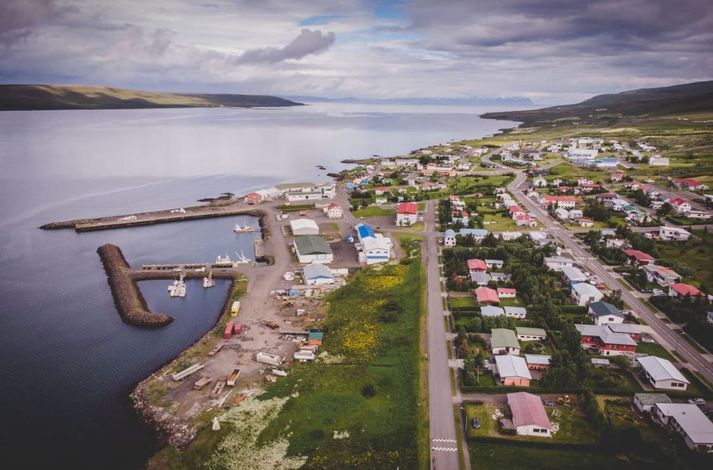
left=0, top=103, right=515, bottom=468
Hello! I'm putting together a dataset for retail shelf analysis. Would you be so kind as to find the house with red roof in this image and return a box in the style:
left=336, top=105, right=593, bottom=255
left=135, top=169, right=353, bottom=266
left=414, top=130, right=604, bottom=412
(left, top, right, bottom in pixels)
left=622, top=249, right=655, bottom=267
left=475, top=287, right=499, bottom=304
left=374, top=186, right=389, bottom=196
left=497, top=287, right=517, bottom=298
left=506, top=392, right=553, bottom=437
left=396, top=202, right=418, bottom=226
left=575, top=324, right=637, bottom=356
left=467, top=259, right=487, bottom=272
left=245, top=192, right=264, bottom=204
left=610, top=171, right=625, bottom=182
left=541, top=195, right=577, bottom=209
left=669, top=283, right=702, bottom=298
left=669, top=197, right=691, bottom=214
left=515, top=214, right=537, bottom=227
left=508, top=204, right=526, bottom=218
left=325, top=203, right=343, bottom=219
left=674, top=178, right=708, bottom=191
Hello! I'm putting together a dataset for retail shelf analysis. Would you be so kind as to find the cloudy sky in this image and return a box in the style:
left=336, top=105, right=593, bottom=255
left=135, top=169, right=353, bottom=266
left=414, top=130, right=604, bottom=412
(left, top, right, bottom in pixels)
left=1, top=0, right=712, bottom=103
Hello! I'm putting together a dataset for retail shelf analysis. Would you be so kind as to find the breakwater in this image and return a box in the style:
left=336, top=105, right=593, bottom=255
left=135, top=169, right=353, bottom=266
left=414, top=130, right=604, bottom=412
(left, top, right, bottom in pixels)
left=97, top=244, right=174, bottom=327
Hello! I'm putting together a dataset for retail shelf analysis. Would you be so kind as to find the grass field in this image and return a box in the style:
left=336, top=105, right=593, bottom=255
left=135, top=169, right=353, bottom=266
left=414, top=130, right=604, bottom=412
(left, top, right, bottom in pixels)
left=254, top=261, right=426, bottom=468
left=353, top=205, right=397, bottom=218
left=655, top=232, right=713, bottom=287
left=635, top=342, right=674, bottom=360
left=450, top=295, right=477, bottom=309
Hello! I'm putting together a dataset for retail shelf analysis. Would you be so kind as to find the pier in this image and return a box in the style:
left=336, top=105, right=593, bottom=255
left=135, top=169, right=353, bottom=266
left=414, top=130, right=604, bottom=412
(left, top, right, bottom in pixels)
left=40, top=202, right=263, bottom=232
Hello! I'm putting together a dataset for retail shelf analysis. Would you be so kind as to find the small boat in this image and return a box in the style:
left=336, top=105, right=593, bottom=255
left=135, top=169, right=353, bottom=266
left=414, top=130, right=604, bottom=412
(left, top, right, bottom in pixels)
left=215, top=254, right=232, bottom=266
left=193, top=377, right=212, bottom=390
left=203, top=271, right=215, bottom=288
left=233, top=223, right=256, bottom=233
left=233, top=250, right=251, bottom=264
left=168, top=273, right=186, bottom=297
left=226, top=368, right=241, bottom=387
left=210, top=378, right=226, bottom=399
left=208, top=343, right=224, bottom=357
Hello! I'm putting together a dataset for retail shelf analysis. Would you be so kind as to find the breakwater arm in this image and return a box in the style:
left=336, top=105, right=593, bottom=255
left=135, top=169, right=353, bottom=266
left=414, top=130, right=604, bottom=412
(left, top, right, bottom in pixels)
left=97, top=244, right=173, bottom=327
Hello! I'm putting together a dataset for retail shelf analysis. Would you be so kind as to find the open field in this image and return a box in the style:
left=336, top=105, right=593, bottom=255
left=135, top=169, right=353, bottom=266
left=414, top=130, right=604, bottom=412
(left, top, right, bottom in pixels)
left=353, top=205, right=396, bottom=218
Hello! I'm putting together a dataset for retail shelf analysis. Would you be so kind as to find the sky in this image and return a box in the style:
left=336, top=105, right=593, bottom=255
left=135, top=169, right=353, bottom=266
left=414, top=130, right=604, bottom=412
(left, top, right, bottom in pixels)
left=1, top=0, right=712, bottom=103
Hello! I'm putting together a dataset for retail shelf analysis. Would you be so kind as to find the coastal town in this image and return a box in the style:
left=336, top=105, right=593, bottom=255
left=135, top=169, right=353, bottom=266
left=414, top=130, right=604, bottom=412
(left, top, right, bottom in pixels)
left=39, top=116, right=713, bottom=469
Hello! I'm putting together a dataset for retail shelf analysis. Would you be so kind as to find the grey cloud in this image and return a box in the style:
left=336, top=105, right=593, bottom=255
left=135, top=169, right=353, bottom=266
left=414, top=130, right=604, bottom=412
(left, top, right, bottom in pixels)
left=234, top=28, right=335, bottom=64
left=0, top=0, right=73, bottom=45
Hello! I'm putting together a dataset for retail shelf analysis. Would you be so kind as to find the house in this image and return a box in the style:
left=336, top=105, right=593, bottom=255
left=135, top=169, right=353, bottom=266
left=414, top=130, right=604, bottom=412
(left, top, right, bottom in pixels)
left=245, top=192, right=264, bottom=204
left=605, top=238, right=627, bottom=249
left=490, top=328, right=520, bottom=355
left=515, top=214, right=538, bottom=227
left=578, top=218, right=594, bottom=228
left=544, top=256, right=575, bottom=271
left=533, top=176, right=547, bottom=188
left=495, top=355, right=532, bottom=386
left=530, top=231, right=555, bottom=246
left=374, top=186, right=389, bottom=196
left=674, top=178, right=708, bottom=191
left=633, top=393, right=671, bottom=413
left=524, top=354, right=551, bottom=370
left=575, top=324, right=637, bottom=356
left=648, top=156, right=669, bottom=166
left=467, top=259, right=488, bottom=272
left=569, top=209, right=583, bottom=219
left=497, top=287, right=517, bottom=298
left=475, top=287, right=500, bottom=305
left=562, top=266, right=588, bottom=285
left=642, top=264, right=681, bottom=286
left=653, top=403, right=713, bottom=450
left=444, top=229, right=457, bottom=247
left=607, top=323, right=642, bottom=342
left=659, top=226, right=691, bottom=241
left=628, top=352, right=684, bottom=377
left=485, top=259, right=505, bottom=270
left=303, top=263, right=334, bottom=285
left=555, top=196, right=577, bottom=209
left=325, top=203, right=343, bottom=219
left=470, top=271, right=492, bottom=286
left=610, top=171, right=625, bottom=182
left=395, top=202, right=418, bottom=226
left=507, top=392, right=553, bottom=437
left=490, top=272, right=511, bottom=283
left=516, top=327, right=546, bottom=342
left=669, top=198, right=691, bottom=214
left=622, top=249, right=655, bottom=266
left=359, top=236, right=392, bottom=264
left=498, top=231, right=523, bottom=241
left=460, top=228, right=489, bottom=242
left=290, top=218, right=320, bottom=236
left=554, top=207, right=570, bottom=220
left=505, top=306, right=527, bottom=319
left=508, top=204, right=526, bottom=218
left=687, top=210, right=712, bottom=220
left=668, top=283, right=702, bottom=298
left=481, top=306, right=505, bottom=317
left=375, top=196, right=388, bottom=204
left=293, top=235, right=333, bottom=264
left=588, top=301, right=625, bottom=325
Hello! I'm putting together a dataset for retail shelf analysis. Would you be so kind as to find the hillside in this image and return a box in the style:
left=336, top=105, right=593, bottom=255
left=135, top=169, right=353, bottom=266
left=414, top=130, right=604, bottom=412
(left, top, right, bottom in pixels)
left=0, top=85, right=302, bottom=111
left=482, top=80, right=713, bottom=126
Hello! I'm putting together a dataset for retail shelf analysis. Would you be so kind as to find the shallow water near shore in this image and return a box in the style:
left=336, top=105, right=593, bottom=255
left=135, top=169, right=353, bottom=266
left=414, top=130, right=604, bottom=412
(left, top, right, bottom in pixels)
left=0, top=102, right=516, bottom=468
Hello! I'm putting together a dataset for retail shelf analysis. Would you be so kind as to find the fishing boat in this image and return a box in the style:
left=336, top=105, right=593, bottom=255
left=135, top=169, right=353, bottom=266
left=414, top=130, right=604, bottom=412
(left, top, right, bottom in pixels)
left=233, top=223, right=256, bottom=233
left=169, top=273, right=187, bottom=297
left=215, top=254, right=232, bottom=266
left=233, top=250, right=251, bottom=264
left=203, top=271, right=215, bottom=288
left=226, top=368, right=241, bottom=387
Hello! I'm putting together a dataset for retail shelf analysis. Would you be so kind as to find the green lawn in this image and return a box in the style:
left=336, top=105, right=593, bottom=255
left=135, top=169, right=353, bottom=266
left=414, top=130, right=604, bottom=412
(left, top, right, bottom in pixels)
left=482, top=212, right=528, bottom=232
left=450, top=295, right=477, bottom=309
left=655, top=231, right=713, bottom=287
left=636, top=342, right=674, bottom=361
left=353, top=205, right=396, bottom=218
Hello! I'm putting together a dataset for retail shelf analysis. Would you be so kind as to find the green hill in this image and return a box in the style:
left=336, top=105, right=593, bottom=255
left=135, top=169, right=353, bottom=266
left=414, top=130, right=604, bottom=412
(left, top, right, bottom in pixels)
left=482, top=80, right=713, bottom=125
left=0, top=84, right=302, bottom=111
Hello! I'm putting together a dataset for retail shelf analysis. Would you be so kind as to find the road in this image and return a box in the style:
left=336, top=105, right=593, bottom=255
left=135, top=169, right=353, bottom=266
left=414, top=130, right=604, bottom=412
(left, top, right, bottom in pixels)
left=424, top=200, right=461, bottom=469
left=506, top=171, right=713, bottom=383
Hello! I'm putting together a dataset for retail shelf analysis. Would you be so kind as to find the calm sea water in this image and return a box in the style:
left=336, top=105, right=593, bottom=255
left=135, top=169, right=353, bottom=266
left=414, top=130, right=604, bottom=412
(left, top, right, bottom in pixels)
left=0, top=103, right=515, bottom=468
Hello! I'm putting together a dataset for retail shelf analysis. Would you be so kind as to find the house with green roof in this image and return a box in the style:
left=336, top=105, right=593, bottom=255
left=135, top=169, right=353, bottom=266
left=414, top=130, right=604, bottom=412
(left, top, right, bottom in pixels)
left=491, top=328, right=520, bottom=355
left=293, top=235, right=333, bottom=264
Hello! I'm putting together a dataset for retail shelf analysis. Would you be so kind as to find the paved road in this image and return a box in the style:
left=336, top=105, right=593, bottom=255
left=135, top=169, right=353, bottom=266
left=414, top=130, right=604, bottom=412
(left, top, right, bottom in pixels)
left=424, top=200, right=461, bottom=469
left=506, top=172, right=713, bottom=383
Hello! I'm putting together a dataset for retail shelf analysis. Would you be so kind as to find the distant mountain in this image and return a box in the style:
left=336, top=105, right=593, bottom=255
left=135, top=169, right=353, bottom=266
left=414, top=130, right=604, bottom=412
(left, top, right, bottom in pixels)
left=290, top=95, right=533, bottom=106
left=482, top=80, right=713, bottom=125
left=0, top=85, right=302, bottom=111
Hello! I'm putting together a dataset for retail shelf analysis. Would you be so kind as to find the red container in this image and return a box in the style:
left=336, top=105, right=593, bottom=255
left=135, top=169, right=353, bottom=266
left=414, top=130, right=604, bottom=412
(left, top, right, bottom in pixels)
left=224, top=321, right=234, bottom=339
left=233, top=323, right=242, bottom=335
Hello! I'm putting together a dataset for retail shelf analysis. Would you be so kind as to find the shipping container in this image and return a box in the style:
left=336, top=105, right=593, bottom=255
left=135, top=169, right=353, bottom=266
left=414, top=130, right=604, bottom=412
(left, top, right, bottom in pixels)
left=256, top=351, right=282, bottom=366
left=223, top=321, right=234, bottom=340
left=233, top=323, right=242, bottom=335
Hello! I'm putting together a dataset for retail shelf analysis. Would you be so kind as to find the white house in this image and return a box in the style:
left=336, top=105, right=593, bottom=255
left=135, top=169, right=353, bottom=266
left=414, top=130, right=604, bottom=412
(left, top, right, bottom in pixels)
left=303, top=263, right=335, bottom=285
left=485, top=259, right=504, bottom=270
left=444, top=229, right=457, bottom=247
left=533, top=176, right=547, bottom=188
left=648, top=156, right=669, bottom=166
left=588, top=301, right=625, bottom=325
left=633, top=393, right=671, bottom=414
left=490, top=328, right=520, bottom=355
left=516, top=327, right=546, bottom=342
left=504, top=306, right=527, bottom=319
left=637, top=356, right=690, bottom=391
left=544, top=256, right=575, bottom=271
left=653, top=403, right=713, bottom=450
left=495, top=356, right=532, bottom=386
left=571, top=283, right=604, bottom=306
left=659, top=226, right=692, bottom=241
left=481, top=306, right=505, bottom=317
left=359, top=236, right=392, bottom=265
left=507, top=392, right=553, bottom=437
left=396, top=202, right=418, bottom=226
left=562, top=266, right=588, bottom=285
left=290, top=218, right=320, bottom=236
left=325, top=203, right=343, bottom=219
left=554, top=207, right=570, bottom=220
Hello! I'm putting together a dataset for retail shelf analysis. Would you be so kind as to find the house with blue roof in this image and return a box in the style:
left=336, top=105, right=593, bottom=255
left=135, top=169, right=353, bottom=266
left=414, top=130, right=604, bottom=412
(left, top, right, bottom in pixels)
left=444, top=229, right=456, bottom=247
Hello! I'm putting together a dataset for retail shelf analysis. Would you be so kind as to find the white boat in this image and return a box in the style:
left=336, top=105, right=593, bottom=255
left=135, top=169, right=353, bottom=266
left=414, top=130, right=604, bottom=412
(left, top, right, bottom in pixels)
left=233, top=250, right=251, bottom=264
left=203, top=271, right=215, bottom=288
left=233, top=223, right=256, bottom=233
left=169, top=273, right=187, bottom=297
left=215, top=254, right=232, bottom=266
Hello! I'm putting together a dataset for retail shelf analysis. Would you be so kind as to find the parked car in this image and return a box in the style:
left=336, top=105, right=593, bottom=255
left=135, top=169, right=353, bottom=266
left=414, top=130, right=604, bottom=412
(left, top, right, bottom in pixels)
left=688, top=398, right=706, bottom=405
left=472, top=417, right=481, bottom=429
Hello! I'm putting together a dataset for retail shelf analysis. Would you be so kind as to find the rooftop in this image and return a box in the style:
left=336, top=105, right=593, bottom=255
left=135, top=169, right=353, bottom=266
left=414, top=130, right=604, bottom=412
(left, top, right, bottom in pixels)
left=294, top=235, right=332, bottom=256
left=491, top=328, right=520, bottom=350
left=303, top=263, right=333, bottom=280
left=634, top=393, right=671, bottom=406
left=516, top=327, right=546, bottom=337
left=495, top=355, right=532, bottom=379
left=397, top=202, right=418, bottom=215
left=524, top=354, right=551, bottom=366
left=637, top=356, right=689, bottom=384
left=507, top=392, right=553, bottom=430
left=655, top=403, right=713, bottom=444
left=589, top=301, right=624, bottom=319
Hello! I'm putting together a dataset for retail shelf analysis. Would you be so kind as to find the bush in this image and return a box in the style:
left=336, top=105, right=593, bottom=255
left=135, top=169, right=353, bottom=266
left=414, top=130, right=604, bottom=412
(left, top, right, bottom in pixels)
left=361, top=383, right=377, bottom=398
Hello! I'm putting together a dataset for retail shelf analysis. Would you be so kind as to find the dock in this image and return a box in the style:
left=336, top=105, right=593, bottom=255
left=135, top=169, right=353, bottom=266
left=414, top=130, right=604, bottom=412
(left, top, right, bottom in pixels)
left=40, top=203, right=264, bottom=232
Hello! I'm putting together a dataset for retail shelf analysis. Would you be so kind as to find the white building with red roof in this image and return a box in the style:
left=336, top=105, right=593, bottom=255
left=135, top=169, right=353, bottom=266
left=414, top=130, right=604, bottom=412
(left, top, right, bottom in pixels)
left=325, top=203, right=343, bottom=219
left=395, top=202, right=418, bottom=226
left=669, top=197, right=691, bottom=214
left=669, top=283, right=702, bottom=298
left=507, top=392, right=553, bottom=437
left=467, top=259, right=487, bottom=272
left=622, top=249, right=655, bottom=266
left=475, top=287, right=499, bottom=304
